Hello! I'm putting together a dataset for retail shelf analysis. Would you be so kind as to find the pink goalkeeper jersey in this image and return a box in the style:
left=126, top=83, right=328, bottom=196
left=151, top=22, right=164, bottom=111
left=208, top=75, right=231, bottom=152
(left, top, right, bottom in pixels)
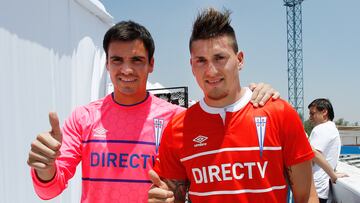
left=31, top=93, right=184, bottom=202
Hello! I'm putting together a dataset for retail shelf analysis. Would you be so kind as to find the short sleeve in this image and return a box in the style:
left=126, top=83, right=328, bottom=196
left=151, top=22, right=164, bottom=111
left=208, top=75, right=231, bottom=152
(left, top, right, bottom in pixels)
left=281, top=102, right=314, bottom=167
left=153, top=118, right=187, bottom=180
left=309, top=129, right=328, bottom=153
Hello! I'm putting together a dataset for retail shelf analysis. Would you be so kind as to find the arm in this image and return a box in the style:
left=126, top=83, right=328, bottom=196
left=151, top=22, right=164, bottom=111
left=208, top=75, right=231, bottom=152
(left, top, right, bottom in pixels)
left=286, top=160, right=313, bottom=203
left=28, top=112, right=62, bottom=181
left=148, top=170, right=189, bottom=203
left=163, top=179, right=189, bottom=203
left=28, top=111, right=82, bottom=199
left=308, top=179, right=319, bottom=203
left=312, top=147, right=348, bottom=183
left=248, top=82, right=280, bottom=107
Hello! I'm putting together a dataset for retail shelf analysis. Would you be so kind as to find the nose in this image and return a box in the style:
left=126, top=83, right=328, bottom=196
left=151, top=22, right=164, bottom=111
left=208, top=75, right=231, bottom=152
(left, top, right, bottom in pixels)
left=120, top=63, right=133, bottom=75
left=205, top=62, right=218, bottom=76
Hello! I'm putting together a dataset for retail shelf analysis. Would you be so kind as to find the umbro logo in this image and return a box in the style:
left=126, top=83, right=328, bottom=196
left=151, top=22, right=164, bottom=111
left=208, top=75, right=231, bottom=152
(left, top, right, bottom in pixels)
left=93, top=127, right=107, bottom=138
left=193, top=135, right=208, bottom=147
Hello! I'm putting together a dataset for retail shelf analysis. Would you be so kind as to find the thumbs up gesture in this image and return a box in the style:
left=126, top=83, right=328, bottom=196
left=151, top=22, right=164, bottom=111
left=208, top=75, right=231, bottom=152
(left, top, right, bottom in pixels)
left=148, top=170, right=175, bottom=203
left=27, top=112, right=63, bottom=181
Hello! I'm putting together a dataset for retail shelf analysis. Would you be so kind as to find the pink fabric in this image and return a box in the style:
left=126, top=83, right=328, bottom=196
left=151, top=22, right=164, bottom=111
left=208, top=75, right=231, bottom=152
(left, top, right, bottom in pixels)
left=31, top=93, right=184, bottom=202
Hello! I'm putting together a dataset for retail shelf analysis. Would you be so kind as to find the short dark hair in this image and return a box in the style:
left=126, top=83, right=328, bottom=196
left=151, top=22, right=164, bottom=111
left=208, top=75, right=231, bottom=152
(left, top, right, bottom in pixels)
left=308, top=98, right=335, bottom=121
left=189, top=7, right=238, bottom=53
left=103, top=20, right=155, bottom=62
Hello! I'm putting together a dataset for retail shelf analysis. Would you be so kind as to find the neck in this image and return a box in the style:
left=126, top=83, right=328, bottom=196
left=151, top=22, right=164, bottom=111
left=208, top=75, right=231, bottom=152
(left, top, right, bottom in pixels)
left=315, top=119, right=329, bottom=127
left=204, top=86, right=245, bottom=108
left=113, top=91, right=148, bottom=106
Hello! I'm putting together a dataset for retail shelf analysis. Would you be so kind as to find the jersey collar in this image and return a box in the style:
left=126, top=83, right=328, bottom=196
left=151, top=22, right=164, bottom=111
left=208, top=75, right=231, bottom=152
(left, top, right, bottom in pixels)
left=199, top=87, right=252, bottom=114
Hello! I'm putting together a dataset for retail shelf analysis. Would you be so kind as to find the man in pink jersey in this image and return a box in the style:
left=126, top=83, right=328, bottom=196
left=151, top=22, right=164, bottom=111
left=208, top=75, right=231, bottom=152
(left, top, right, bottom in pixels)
left=27, top=21, right=279, bottom=202
left=149, top=8, right=316, bottom=203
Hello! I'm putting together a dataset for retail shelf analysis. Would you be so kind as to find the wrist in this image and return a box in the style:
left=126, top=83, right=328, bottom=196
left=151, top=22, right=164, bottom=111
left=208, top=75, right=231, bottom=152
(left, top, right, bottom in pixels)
left=35, top=165, right=57, bottom=182
left=331, top=176, right=337, bottom=183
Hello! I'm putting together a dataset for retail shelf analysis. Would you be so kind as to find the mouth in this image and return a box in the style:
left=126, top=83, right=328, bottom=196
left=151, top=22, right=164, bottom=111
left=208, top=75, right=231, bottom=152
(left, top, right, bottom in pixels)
left=118, top=77, right=137, bottom=83
left=206, top=78, right=224, bottom=85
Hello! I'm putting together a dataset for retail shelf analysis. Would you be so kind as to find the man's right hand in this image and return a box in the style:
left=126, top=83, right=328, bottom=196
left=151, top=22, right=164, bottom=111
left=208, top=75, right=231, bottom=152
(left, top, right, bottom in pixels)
left=27, top=112, right=62, bottom=181
left=148, top=170, right=175, bottom=203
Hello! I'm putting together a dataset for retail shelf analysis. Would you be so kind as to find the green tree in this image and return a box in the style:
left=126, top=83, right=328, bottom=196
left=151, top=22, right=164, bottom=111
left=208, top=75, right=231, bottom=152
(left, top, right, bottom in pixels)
left=304, top=119, right=314, bottom=136
left=335, top=118, right=344, bottom=126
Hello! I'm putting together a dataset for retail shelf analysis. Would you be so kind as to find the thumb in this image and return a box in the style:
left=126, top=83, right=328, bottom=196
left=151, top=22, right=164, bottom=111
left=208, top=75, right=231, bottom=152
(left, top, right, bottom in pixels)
left=49, top=112, right=62, bottom=143
left=149, top=170, right=168, bottom=190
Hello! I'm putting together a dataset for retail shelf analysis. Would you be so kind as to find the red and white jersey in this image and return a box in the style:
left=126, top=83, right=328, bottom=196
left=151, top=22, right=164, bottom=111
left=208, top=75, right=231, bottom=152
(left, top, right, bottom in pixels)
left=31, top=93, right=184, bottom=203
left=154, top=88, right=313, bottom=203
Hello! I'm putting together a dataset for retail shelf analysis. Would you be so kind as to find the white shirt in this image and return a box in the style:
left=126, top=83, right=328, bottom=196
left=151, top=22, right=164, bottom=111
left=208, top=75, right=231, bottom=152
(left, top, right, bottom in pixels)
left=309, top=121, right=341, bottom=199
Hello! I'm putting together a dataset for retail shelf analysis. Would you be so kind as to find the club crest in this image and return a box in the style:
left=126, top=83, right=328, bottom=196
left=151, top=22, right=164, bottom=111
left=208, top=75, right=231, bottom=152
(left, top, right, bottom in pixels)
left=255, top=116, right=267, bottom=157
left=154, top=118, right=164, bottom=153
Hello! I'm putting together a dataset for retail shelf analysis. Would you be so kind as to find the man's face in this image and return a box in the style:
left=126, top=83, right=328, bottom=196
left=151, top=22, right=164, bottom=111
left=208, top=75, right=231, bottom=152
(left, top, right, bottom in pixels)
left=309, top=106, right=327, bottom=126
left=106, top=40, right=154, bottom=104
left=190, top=35, right=243, bottom=106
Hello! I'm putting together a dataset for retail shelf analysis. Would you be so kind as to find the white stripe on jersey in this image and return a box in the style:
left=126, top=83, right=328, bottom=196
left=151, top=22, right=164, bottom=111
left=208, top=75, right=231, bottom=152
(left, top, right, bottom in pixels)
left=180, top=146, right=282, bottom=162
left=189, top=185, right=286, bottom=196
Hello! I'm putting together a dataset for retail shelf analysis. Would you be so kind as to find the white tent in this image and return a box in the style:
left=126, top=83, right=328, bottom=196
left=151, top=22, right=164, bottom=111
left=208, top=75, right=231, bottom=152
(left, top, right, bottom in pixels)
left=0, top=0, right=112, bottom=202
left=146, top=81, right=171, bottom=94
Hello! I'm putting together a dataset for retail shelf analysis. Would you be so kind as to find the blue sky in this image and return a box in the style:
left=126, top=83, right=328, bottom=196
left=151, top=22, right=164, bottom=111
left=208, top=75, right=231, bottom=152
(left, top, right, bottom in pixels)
left=101, top=0, right=360, bottom=123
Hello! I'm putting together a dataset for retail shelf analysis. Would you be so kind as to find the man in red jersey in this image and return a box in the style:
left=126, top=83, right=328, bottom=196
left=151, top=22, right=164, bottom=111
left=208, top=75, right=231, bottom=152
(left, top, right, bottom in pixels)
left=149, top=8, right=316, bottom=203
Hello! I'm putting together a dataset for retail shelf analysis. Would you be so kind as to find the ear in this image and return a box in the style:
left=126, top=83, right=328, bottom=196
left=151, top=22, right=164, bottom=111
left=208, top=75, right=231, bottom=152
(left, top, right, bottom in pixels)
left=237, top=51, right=244, bottom=71
left=190, top=58, right=195, bottom=75
left=322, top=109, right=328, bottom=119
left=105, top=59, right=109, bottom=71
left=149, top=57, right=155, bottom=73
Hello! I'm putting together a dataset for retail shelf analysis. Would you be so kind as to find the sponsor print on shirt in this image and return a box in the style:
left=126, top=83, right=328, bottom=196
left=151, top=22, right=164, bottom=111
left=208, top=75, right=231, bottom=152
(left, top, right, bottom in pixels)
left=83, top=125, right=159, bottom=183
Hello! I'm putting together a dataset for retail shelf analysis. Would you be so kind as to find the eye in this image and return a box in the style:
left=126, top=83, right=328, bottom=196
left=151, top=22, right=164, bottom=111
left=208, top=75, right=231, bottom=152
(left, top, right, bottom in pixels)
left=215, top=55, right=225, bottom=61
left=111, top=57, right=123, bottom=64
left=197, top=58, right=206, bottom=63
left=132, top=57, right=145, bottom=64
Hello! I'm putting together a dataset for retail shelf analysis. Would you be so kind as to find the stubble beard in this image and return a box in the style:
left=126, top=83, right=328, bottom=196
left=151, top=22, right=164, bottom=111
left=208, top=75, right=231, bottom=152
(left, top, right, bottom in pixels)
left=206, top=88, right=229, bottom=101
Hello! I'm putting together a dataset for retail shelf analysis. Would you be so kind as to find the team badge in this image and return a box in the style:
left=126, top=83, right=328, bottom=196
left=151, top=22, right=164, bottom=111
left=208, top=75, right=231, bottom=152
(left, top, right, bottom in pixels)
left=153, top=118, right=164, bottom=153
left=255, top=116, right=267, bottom=158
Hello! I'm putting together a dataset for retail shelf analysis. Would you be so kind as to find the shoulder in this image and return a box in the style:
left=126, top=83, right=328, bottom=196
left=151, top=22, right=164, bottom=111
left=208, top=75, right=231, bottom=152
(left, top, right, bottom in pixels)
left=69, top=95, right=108, bottom=121
left=315, top=121, right=339, bottom=136
left=84, top=95, right=107, bottom=109
left=253, top=98, right=295, bottom=116
left=265, top=98, right=292, bottom=110
left=160, top=102, right=200, bottom=127
left=169, top=102, right=203, bottom=128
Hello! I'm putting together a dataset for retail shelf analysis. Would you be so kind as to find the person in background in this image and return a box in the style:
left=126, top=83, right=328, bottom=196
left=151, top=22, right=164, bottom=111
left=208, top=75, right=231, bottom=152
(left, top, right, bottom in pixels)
left=27, top=20, right=280, bottom=202
left=308, top=98, right=347, bottom=203
left=148, top=7, right=316, bottom=203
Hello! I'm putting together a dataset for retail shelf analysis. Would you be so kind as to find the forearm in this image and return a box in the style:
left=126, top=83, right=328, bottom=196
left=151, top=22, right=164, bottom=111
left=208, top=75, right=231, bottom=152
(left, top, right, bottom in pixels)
left=287, top=160, right=313, bottom=203
left=31, top=164, right=66, bottom=200
left=35, top=165, right=56, bottom=182
left=307, top=179, right=319, bottom=203
left=312, top=149, right=337, bottom=181
left=31, top=146, right=80, bottom=199
left=164, top=179, right=189, bottom=203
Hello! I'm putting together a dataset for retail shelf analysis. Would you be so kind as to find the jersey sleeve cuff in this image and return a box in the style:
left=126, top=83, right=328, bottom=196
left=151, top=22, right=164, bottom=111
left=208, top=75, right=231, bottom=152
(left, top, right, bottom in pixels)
left=286, top=151, right=315, bottom=167
left=31, top=165, right=63, bottom=200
